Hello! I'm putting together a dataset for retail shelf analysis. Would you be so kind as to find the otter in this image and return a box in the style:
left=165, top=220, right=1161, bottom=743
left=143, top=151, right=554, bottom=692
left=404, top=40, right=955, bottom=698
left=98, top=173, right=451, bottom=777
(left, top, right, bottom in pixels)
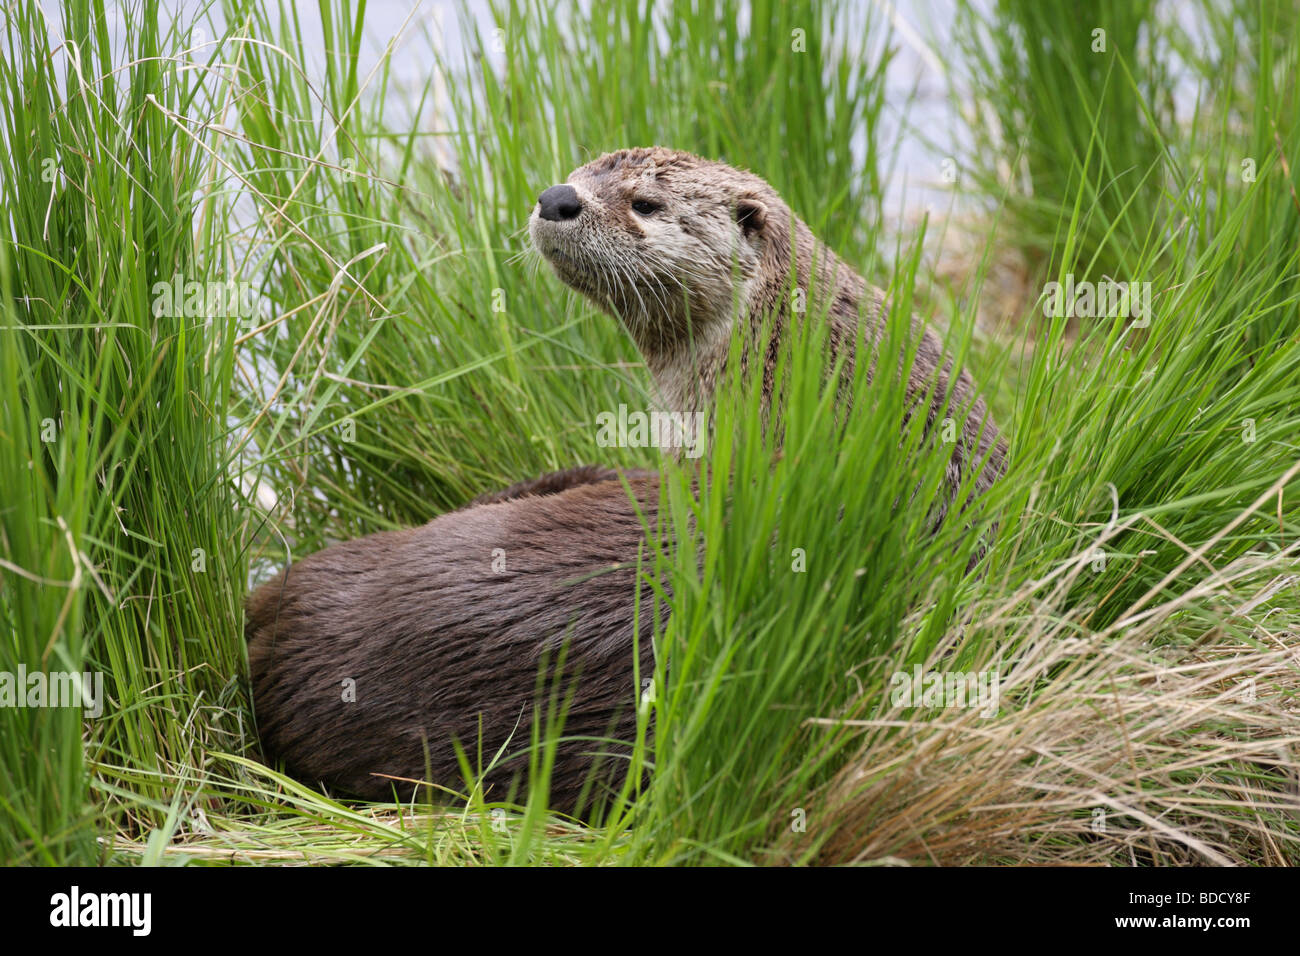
left=530, top=147, right=1007, bottom=518
left=247, top=464, right=659, bottom=812
left=247, top=148, right=1006, bottom=813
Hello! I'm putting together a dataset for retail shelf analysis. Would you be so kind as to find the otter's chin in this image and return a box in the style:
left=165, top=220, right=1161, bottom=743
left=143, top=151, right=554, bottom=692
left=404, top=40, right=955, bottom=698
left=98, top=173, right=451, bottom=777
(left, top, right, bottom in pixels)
left=538, top=250, right=604, bottom=304
left=536, top=244, right=582, bottom=282
left=530, top=221, right=593, bottom=287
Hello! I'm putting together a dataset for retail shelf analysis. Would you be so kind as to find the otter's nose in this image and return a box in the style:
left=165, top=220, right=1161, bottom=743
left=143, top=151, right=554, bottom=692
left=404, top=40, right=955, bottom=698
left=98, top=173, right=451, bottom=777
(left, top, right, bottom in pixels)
left=537, top=184, right=582, bottom=221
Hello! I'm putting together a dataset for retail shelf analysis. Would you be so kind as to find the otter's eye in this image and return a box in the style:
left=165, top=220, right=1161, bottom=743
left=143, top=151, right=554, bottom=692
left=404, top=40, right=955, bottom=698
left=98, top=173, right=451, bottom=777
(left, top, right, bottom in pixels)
left=631, top=199, right=661, bottom=216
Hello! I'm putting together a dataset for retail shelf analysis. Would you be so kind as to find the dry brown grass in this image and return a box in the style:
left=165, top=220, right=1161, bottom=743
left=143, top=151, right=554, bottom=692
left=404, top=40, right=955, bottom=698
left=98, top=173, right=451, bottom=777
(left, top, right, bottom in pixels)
left=785, top=525, right=1300, bottom=866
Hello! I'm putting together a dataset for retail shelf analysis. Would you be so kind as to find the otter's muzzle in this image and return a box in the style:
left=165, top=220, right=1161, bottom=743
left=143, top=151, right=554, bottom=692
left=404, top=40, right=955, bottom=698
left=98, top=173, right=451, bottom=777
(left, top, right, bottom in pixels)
left=537, top=184, right=582, bottom=221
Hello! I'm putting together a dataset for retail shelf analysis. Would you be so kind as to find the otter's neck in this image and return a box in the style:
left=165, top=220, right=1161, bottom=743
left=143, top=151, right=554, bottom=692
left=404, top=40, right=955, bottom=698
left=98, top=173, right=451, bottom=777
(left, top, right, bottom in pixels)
left=642, top=312, right=737, bottom=416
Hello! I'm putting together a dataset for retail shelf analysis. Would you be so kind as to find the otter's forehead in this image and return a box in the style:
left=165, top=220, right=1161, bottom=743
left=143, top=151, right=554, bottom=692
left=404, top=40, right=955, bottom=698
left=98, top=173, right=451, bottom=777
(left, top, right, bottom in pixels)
left=579, top=147, right=700, bottom=179
left=570, top=147, right=763, bottom=200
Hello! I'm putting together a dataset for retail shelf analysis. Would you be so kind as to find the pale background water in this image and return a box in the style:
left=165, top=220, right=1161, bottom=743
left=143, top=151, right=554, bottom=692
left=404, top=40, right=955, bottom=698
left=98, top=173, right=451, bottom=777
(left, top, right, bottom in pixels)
left=21, top=0, right=1216, bottom=557
left=32, top=0, right=1211, bottom=230
left=31, top=0, right=994, bottom=221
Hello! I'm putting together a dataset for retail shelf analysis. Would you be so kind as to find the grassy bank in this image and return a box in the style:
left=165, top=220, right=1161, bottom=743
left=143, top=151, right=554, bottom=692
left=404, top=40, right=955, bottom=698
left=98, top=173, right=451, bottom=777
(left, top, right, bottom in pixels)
left=1, top=0, right=1297, bottom=866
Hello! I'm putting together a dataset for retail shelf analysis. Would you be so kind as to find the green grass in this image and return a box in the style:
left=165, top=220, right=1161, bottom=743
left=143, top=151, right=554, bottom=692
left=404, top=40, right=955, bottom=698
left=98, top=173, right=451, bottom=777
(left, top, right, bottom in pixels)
left=1, top=0, right=1298, bottom=866
left=952, top=0, right=1173, bottom=281
left=1, top=0, right=248, bottom=863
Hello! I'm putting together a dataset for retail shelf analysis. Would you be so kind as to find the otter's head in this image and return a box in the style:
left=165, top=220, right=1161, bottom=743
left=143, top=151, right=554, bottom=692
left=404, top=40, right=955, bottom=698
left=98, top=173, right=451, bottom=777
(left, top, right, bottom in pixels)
left=529, top=147, right=783, bottom=360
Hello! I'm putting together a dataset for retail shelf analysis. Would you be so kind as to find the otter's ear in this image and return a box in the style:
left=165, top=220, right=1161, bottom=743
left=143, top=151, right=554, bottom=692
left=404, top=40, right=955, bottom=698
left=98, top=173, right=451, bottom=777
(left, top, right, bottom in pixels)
left=734, top=195, right=768, bottom=238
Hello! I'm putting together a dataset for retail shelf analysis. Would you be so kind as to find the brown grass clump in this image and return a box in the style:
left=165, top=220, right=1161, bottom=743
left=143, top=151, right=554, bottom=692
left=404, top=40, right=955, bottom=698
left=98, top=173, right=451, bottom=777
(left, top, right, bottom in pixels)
left=785, top=524, right=1300, bottom=866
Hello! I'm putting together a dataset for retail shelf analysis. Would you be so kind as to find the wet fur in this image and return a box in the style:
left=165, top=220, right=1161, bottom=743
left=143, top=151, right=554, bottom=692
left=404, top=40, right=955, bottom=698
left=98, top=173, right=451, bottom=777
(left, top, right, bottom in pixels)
left=530, top=147, right=1008, bottom=520
left=247, top=466, right=658, bottom=811
left=247, top=148, right=1006, bottom=812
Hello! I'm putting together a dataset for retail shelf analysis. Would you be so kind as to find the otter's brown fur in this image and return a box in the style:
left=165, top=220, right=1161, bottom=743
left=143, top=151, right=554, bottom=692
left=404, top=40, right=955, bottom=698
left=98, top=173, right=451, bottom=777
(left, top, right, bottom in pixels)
left=530, top=147, right=1007, bottom=517
left=246, top=148, right=1007, bottom=812
left=246, top=466, right=658, bottom=811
